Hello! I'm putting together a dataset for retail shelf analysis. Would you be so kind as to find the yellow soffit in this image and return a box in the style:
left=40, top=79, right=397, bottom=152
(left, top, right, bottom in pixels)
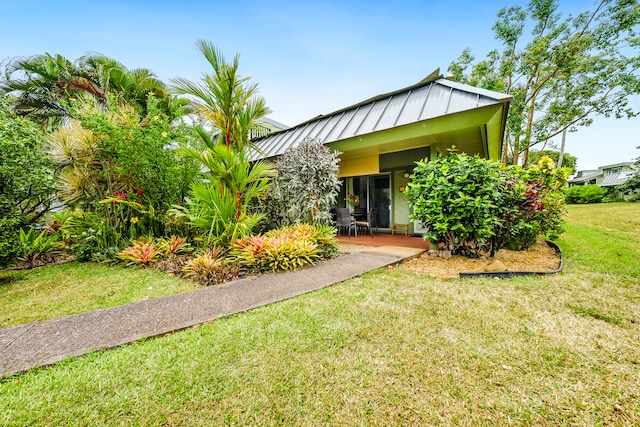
left=339, top=155, right=379, bottom=177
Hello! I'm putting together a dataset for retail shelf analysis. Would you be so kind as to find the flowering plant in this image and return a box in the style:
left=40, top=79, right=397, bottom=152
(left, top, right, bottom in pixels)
left=346, top=194, right=360, bottom=207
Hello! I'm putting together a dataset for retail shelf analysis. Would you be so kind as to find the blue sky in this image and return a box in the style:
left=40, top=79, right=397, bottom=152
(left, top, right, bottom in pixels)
left=1, top=0, right=638, bottom=170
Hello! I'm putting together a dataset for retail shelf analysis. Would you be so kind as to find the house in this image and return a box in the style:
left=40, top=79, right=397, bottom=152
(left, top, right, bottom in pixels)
left=569, top=162, right=636, bottom=187
left=252, top=70, right=512, bottom=234
left=249, top=116, right=290, bottom=139
left=181, top=113, right=289, bottom=140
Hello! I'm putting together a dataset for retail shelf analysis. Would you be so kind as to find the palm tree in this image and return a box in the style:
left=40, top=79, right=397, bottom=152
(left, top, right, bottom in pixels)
left=1, top=53, right=105, bottom=124
left=78, top=54, right=184, bottom=118
left=2, top=53, right=186, bottom=123
left=182, top=125, right=274, bottom=219
left=171, top=39, right=271, bottom=150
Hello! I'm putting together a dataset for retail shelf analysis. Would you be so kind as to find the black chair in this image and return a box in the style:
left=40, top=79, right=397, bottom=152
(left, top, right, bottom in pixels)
left=355, top=207, right=378, bottom=237
left=335, top=208, right=356, bottom=237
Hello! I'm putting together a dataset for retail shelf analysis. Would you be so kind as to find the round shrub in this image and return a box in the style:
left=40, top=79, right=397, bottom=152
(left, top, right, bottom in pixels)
left=405, top=151, right=501, bottom=255
left=566, top=184, right=607, bottom=204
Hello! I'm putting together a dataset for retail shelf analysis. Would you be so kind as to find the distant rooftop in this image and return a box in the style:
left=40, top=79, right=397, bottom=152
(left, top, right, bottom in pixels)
left=570, top=161, right=637, bottom=186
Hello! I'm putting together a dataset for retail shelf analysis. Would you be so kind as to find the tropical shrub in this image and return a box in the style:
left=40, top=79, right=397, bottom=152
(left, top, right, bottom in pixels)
left=566, top=184, right=608, bottom=204
left=491, top=158, right=567, bottom=252
left=0, top=218, right=23, bottom=269
left=173, top=131, right=273, bottom=248
left=0, top=95, right=55, bottom=268
left=406, top=152, right=566, bottom=257
left=405, top=151, right=501, bottom=256
left=522, top=156, right=568, bottom=238
left=181, top=249, right=240, bottom=286
left=17, top=228, right=62, bottom=268
left=54, top=209, right=122, bottom=263
left=46, top=96, right=199, bottom=252
left=528, top=149, right=577, bottom=175
left=170, top=181, right=265, bottom=248
left=268, top=138, right=342, bottom=226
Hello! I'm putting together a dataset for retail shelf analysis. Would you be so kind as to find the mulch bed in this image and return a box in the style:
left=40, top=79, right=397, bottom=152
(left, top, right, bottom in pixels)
left=395, top=239, right=561, bottom=279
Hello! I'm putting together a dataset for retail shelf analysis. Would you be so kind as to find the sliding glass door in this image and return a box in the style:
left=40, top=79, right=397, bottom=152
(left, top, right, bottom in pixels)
left=338, top=174, right=391, bottom=229
left=369, top=175, right=391, bottom=229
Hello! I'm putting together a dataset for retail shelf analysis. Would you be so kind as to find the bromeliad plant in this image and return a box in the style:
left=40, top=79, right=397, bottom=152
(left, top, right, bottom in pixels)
left=157, top=236, right=193, bottom=257
left=117, top=238, right=162, bottom=267
left=231, top=223, right=337, bottom=272
left=181, top=248, right=240, bottom=286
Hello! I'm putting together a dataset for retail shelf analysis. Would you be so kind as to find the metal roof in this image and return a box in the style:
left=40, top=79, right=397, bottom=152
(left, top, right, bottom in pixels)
left=600, top=171, right=636, bottom=187
left=569, top=170, right=602, bottom=184
left=569, top=162, right=636, bottom=184
left=252, top=71, right=511, bottom=160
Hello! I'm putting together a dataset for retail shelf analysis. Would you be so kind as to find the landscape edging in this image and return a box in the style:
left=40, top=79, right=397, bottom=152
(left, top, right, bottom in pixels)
left=458, top=240, right=563, bottom=279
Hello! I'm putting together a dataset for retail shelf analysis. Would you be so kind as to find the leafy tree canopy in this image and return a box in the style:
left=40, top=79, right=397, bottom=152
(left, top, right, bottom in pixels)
left=448, top=0, right=640, bottom=166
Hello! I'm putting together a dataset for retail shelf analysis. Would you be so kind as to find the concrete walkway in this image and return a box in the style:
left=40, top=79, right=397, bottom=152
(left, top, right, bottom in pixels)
left=0, top=246, right=423, bottom=376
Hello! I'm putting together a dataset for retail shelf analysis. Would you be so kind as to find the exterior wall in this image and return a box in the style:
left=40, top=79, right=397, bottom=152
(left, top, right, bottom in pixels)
left=338, top=155, right=379, bottom=177
left=392, top=170, right=411, bottom=229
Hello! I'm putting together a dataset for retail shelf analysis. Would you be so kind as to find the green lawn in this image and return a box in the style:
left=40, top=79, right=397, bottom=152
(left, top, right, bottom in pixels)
left=0, top=262, right=198, bottom=328
left=1, top=203, right=639, bottom=426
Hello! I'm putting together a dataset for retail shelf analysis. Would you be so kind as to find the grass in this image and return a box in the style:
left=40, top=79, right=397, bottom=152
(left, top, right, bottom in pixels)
left=1, top=203, right=639, bottom=425
left=0, top=262, right=198, bottom=328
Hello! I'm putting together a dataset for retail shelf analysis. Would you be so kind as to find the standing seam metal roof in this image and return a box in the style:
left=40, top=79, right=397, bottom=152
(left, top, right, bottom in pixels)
left=252, top=72, right=511, bottom=160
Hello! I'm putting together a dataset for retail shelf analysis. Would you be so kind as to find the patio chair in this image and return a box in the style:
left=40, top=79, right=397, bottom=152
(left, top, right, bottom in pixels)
left=355, top=207, right=378, bottom=237
left=335, top=208, right=356, bottom=237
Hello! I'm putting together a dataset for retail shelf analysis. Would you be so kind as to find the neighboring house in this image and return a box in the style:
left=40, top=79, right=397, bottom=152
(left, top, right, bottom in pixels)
left=181, top=113, right=289, bottom=140
left=252, top=70, right=512, bottom=234
left=569, top=162, right=636, bottom=187
left=249, top=116, right=289, bottom=139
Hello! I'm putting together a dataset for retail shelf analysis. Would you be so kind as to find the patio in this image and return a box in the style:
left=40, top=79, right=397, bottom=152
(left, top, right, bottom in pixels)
left=336, top=231, right=430, bottom=249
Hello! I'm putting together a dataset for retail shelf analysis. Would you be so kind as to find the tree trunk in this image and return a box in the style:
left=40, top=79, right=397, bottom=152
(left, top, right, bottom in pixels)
left=501, top=129, right=510, bottom=167
left=512, top=135, right=520, bottom=166
left=522, top=97, right=537, bottom=167
left=557, top=128, right=567, bottom=168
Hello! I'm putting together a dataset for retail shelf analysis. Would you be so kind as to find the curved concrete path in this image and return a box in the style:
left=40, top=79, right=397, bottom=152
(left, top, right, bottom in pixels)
left=0, top=246, right=423, bottom=376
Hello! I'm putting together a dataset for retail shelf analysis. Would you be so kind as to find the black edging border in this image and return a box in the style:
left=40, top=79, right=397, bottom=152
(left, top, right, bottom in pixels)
left=458, top=241, right=563, bottom=279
